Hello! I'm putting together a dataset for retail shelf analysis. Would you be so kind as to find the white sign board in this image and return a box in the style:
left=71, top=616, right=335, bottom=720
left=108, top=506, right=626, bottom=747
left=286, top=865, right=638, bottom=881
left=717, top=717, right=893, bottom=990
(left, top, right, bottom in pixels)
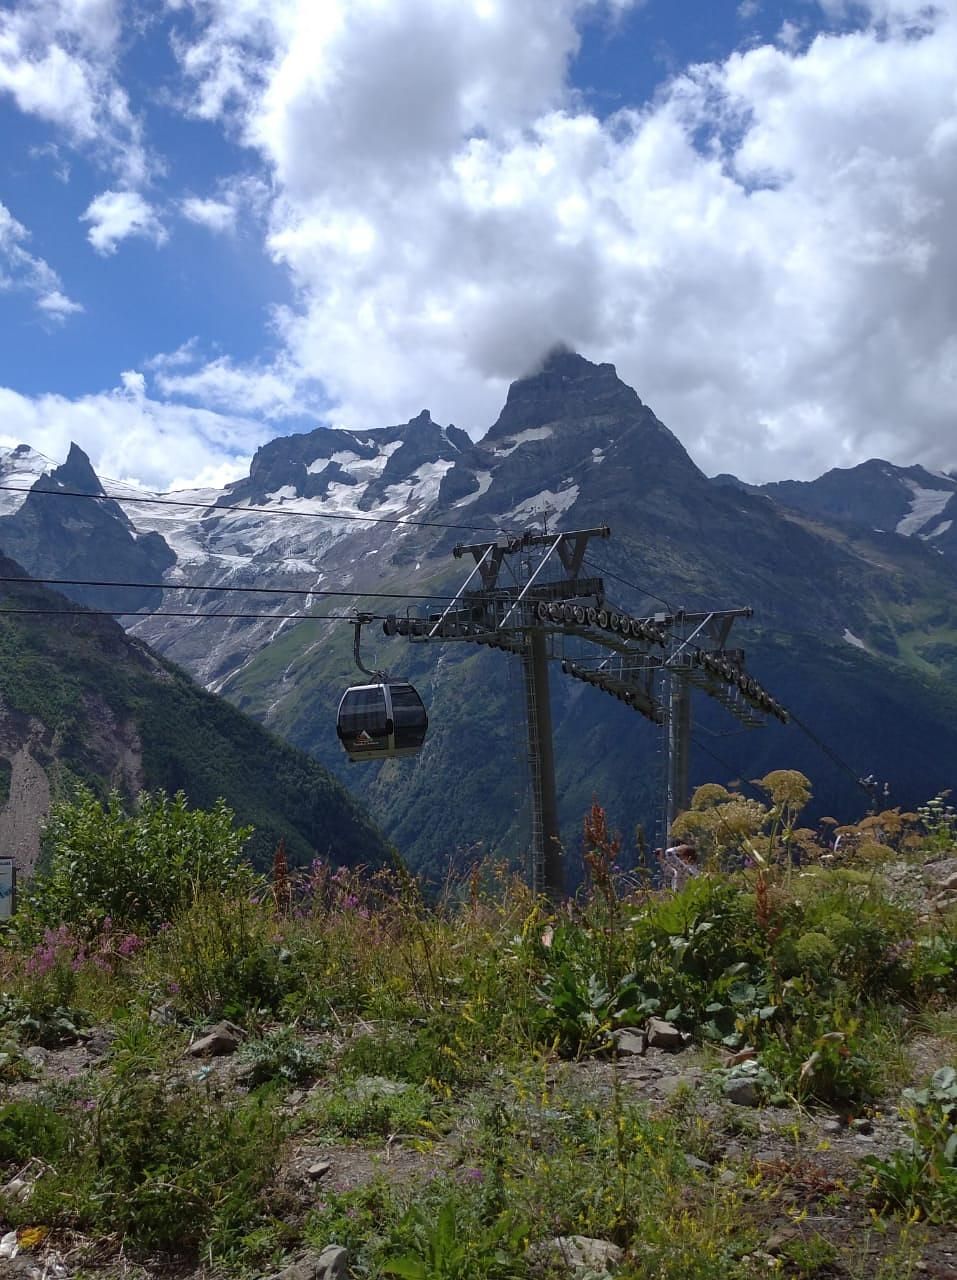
left=0, top=859, right=15, bottom=920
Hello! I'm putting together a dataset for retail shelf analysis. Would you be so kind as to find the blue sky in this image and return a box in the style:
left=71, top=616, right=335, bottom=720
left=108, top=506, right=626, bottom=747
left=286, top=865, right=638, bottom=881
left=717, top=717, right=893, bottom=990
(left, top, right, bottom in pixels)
left=1, top=0, right=955, bottom=489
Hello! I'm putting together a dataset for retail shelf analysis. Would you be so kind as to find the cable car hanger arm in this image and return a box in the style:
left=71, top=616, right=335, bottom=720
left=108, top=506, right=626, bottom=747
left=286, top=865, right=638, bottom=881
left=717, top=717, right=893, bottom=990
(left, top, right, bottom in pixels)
left=351, top=612, right=387, bottom=680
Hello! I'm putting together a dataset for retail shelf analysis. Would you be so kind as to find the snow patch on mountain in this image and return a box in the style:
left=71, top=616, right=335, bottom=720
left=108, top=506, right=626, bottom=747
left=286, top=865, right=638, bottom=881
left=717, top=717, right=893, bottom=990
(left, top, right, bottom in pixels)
left=381, top=459, right=455, bottom=509
left=306, top=442, right=401, bottom=482
left=493, top=427, right=554, bottom=457
left=507, top=485, right=580, bottom=525
left=455, top=470, right=493, bottom=507
left=896, top=482, right=953, bottom=537
left=0, top=445, right=58, bottom=515
left=925, top=520, right=952, bottom=540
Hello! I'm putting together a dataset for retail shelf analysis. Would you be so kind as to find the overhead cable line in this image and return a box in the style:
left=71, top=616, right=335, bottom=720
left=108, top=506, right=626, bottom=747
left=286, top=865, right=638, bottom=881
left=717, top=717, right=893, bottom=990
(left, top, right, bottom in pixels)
left=0, top=575, right=465, bottom=603
left=689, top=733, right=766, bottom=804
left=695, top=703, right=874, bottom=801
left=583, top=556, right=675, bottom=612
left=0, top=483, right=498, bottom=535
left=785, top=709, right=876, bottom=794
left=0, top=606, right=371, bottom=624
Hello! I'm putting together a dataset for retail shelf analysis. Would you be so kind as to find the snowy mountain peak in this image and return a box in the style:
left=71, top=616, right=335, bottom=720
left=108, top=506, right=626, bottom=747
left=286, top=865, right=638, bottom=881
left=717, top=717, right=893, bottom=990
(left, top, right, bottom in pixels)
left=43, top=441, right=105, bottom=497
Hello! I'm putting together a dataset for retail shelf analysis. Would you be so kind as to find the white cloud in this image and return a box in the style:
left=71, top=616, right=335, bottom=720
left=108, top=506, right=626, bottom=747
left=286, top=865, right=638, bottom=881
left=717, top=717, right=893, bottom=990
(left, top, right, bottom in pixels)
left=738, top=1, right=761, bottom=18
left=119, top=368, right=146, bottom=397
left=152, top=0, right=957, bottom=483
left=0, top=201, right=83, bottom=322
left=81, top=189, right=168, bottom=254
left=0, top=377, right=259, bottom=491
left=0, top=0, right=150, bottom=183
left=180, top=195, right=236, bottom=233
left=153, top=352, right=310, bottom=417
left=36, top=289, right=85, bottom=318
left=178, top=174, right=271, bottom=234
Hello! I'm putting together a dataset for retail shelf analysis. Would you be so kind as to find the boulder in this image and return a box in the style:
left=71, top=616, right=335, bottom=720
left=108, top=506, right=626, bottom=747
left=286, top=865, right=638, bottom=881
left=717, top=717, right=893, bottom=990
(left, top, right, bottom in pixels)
left=186, top=1020, right=245, bottom=1057
left=610, top=1027, right=645, bottom=1056
left=533, top=1236, right=624, bottom=1277
left=723, top=1078, right=760, bottom=1107
left=315, top=1247, right=350, bottom=1280
left=645, top=1017, right=685, bottom=1052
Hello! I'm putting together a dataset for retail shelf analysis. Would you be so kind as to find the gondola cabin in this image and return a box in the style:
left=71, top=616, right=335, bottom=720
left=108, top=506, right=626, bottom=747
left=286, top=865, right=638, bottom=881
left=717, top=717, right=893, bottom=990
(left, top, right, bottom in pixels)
left=336, top=681, right=429, bottom=762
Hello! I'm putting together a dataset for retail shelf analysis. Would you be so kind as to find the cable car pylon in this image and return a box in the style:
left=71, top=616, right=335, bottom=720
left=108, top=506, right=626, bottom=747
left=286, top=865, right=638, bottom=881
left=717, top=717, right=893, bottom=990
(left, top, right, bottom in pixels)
left=379, top=524, right=788, bottom=899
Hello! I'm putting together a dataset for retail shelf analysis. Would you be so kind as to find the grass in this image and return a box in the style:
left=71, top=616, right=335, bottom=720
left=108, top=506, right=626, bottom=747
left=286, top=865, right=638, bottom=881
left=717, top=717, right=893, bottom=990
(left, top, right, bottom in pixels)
left=0, top=801, right=955, bottom=1277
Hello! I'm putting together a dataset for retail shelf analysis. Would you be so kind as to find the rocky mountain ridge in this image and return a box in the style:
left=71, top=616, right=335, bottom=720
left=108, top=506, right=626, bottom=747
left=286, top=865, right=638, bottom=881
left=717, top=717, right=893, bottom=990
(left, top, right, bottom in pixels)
left=714, top=458, right=957, bottom=561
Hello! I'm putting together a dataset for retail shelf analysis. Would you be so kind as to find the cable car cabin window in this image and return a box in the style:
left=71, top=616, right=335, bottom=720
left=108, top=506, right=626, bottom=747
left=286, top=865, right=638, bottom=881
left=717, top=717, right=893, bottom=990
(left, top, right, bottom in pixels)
left=388, top=683, right=428, bottom=748
left=338, top=687, right=389, bottom=739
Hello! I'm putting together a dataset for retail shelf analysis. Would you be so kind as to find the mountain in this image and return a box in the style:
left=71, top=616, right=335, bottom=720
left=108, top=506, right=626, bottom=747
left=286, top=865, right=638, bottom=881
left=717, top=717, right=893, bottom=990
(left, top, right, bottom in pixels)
left=0, top=557, right=392, bottom=879
left=0, top=444, right=175, bottom=610
left=3, top=350, right=957, bottom=878
left=715, top=460, right=957, bottom=563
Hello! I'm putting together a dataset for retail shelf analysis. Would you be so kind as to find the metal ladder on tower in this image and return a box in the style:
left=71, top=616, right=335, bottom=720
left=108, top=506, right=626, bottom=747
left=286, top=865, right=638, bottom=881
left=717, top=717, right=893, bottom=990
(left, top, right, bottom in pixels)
left=521, top=635, right=546, bottom=895
left=653, top=667, right=670, bottom=857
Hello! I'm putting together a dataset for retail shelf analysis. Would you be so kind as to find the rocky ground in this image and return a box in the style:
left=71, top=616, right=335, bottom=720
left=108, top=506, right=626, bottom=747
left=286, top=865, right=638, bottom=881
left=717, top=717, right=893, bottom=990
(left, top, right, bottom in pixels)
left=2, top=1008, right=956, bottom=1280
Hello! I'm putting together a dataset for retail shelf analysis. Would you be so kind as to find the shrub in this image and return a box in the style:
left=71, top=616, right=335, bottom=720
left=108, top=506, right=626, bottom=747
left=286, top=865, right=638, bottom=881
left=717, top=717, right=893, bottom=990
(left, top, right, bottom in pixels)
left=150, top=887, right=286, bottom=1018
left=792, top=931, right=838, bottom=981
left=27, top=788, right=257, bottom=932
left=0, top=1097, right=71, bottom=1163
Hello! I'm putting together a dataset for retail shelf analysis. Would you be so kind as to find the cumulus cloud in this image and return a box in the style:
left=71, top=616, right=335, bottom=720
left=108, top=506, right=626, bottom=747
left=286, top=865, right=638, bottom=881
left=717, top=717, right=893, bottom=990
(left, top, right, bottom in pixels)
left=0, top=377, right=259, bottom=492
left=178, top=175, right=270, bottom=233
left=153, top=0, right=957, bottom=483
left=180, top=195, right=236, bottom=233
left=0, top=0, right=150, bottom=183
left=153, top=353, right=310, bottom=417
left=36, top=289, right=84, bottom=318
left=0, top=201, right=84, bottom=322
left=81, top=189, right=167, bottom=254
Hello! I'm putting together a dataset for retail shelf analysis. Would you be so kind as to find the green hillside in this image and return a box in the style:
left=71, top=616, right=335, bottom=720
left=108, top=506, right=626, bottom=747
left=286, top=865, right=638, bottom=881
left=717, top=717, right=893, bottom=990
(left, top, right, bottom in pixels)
left=0, top=558, right=391, bottom=871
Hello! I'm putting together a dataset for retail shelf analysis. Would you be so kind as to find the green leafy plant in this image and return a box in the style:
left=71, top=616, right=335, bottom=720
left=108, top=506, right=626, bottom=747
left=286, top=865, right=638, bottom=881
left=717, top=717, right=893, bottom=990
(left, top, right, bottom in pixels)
left=2, top=1070, right=288, bottom=1257
left=381, top=1193, right=527, bottom=1280
left=238, top=1026, right=327, bottom=1086
left=0, top=991, right=90, bottom=1047
left=308, top=1075, right=435, bottom=1140
left=863, top=1066, right=957, bottom=1225
left=0, top=1097, right=71, bottom=1163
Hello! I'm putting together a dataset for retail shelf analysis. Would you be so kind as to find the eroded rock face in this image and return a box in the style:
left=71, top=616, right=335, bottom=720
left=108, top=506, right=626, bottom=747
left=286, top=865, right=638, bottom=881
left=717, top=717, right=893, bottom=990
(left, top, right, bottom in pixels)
left=0, top=692, right=143, bottom=881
